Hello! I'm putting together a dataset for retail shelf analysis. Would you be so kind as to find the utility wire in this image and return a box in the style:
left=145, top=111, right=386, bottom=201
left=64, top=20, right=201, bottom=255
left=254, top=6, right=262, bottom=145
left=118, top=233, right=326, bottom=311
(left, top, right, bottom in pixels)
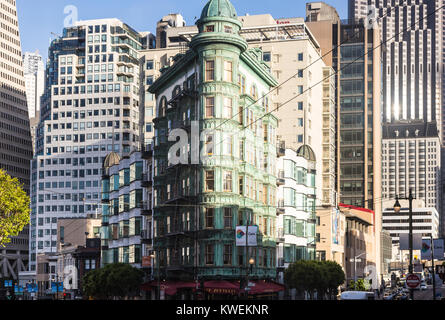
left=208, top=1, right=408, bottom=134
left=208, top=3, right=445, bottom=153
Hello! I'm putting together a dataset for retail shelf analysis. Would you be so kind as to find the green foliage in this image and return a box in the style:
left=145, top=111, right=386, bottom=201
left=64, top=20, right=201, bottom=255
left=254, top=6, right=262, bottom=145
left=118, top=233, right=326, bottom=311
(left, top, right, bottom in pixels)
left=0, top=169, right=30, bottom=247
left=284, top=260, right=345, bottom=300
left=349, top=279, right=367, bottom=291
left=82, top=263, right=144, bottom=299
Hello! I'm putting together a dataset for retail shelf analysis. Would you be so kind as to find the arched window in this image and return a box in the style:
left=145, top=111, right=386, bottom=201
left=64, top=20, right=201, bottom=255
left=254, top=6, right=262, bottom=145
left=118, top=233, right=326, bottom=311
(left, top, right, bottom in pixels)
left=172, top=85, right=181, bottom=99
left=158, top=96, right=167, bottom=117
left=251, top=85, right=257, bottom=100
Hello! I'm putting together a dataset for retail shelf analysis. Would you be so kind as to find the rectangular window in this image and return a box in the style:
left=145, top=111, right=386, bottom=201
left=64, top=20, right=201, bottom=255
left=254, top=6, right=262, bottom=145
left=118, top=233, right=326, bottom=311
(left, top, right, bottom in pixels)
left=205, top=244, right=214, bottom=265
left=205, top=170, right=214, bottom=192
left=224, top=61, right=233, bottom=82
left=223, top=171, right=232, bottom=192
left=223, top=244, right=232, bottom=265
left=224, top=97, right=233, bottom=118
left=205, top=60, right=215, bottom=81
left=205, top=208, right=214, bottom=229
left=224, top=208, right=232, bottom=229
left=205, top=97, right=215, bottom=118
left=205, top=134, right=214, bottom=156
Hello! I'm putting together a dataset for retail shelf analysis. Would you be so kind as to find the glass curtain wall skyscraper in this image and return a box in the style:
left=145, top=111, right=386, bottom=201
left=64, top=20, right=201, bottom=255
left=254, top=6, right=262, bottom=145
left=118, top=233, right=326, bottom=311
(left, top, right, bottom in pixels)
left=348, top=0, right=444, bottom=235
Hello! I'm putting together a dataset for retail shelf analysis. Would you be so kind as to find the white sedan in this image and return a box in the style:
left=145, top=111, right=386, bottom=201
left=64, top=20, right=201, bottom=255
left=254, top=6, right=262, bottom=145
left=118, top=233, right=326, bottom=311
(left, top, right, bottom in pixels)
left=420, top=284, right=428, bottom=291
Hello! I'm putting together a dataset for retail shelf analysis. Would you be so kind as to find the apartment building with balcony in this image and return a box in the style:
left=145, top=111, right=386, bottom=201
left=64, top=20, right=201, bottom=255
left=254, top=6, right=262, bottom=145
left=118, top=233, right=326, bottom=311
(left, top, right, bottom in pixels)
left=100, top=150, right=153, bottom=269
left=29, top=19, right=150, bottom=273
left=275, top=147, right=317, bottom=286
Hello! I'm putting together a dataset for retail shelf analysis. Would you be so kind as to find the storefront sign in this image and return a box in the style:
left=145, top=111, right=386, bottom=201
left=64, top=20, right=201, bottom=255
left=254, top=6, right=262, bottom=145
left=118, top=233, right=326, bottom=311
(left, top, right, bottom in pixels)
left=142, top=256, right=152, bottom=267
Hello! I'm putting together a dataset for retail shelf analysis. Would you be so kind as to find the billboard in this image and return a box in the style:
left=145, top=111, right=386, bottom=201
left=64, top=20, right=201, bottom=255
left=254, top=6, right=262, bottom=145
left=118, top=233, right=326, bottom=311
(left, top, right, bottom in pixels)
left=433, top=239, right=444, bottom=260
left=421, top=239, right=444, bottom=260
left=235, top=226, right=258, bottom=246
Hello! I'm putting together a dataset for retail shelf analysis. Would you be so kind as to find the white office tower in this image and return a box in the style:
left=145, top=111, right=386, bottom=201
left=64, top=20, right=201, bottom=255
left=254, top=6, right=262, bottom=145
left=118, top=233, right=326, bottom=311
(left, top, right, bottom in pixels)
left=23, top=51, right=45, bottom=153
left=23, top=51, right=45, bottom=120
left=29, top=19, right=148, bottom=272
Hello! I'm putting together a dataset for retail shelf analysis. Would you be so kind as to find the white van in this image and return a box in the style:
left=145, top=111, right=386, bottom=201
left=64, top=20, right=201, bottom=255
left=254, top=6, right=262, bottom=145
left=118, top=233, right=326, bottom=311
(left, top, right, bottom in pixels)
left=340, top=291, right=375, bottom=300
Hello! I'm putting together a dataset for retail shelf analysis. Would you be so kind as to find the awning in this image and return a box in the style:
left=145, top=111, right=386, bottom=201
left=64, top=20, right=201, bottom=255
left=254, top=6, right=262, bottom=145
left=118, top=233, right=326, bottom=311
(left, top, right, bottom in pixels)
left=141, top=281, right=197, bottom=296
left=245, top=281, right=285, bottom=295
left=203, top=280, right=240, bottom=295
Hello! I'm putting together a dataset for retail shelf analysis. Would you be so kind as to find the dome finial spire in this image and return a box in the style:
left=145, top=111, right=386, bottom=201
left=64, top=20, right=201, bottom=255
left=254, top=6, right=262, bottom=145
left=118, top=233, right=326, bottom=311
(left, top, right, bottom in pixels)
left=200, top=0, right=238, bottom=20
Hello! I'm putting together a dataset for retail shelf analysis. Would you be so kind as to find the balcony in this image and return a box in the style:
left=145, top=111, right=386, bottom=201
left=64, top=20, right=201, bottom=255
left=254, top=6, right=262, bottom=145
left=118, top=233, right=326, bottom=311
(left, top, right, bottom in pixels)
left=142, top=144, right=154, bottom=159
left=277, top=199, right=285, bottom=216
left=276, top=170, right=285, bottom=186
left=276, top=228, right=285, bottom=243
left=140, top=201, right=152, bottom=216
left=141, top=173, right=152, bottom=187
left=141, top=230, right=152, bottom=243
left=277, top=141, right=285, bottom=157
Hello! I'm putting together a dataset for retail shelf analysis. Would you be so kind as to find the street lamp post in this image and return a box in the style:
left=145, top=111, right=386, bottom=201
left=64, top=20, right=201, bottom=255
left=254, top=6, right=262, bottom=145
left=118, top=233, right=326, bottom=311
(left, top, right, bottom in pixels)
left=393, top=188, right=415, bottom=300
left=430, top=236, right=436, bottom=301
left=353, top=252, right=366, bottom=290
left=150, top=252, right=159, bottom=300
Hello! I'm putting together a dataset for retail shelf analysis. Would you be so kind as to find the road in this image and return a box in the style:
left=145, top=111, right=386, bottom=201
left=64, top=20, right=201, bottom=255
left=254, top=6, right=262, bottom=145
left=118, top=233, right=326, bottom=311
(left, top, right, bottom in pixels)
left=413, top=285, right=445, bottom=300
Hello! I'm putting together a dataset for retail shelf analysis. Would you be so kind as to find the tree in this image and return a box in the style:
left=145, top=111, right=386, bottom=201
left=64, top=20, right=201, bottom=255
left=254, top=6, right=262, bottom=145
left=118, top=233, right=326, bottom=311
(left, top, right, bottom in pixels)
left=0, top=169, right=30, bottom=247
left=324, top=261, right=346, bottom=299
left=83, top=263, right=144, bottom=300
left=284, top=260, right=345, bottom=300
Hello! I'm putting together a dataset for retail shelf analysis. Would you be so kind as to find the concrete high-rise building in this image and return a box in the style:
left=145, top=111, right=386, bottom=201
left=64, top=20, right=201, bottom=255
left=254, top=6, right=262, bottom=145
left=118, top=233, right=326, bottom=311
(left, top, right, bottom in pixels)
left=23, top=51, right=45, bottom=153
left=29, top=19, right=149, bottom=274
left=348, top=0, right=444, bottom=236
left=23, top=51, right=44, bottom=120
left=382, top=124, right=440, bottom=209
left=382, top=199, right=439, bottom=262
left=0, top=0, right=33, bottom=281
left=334, top=21, right=383, bottom=278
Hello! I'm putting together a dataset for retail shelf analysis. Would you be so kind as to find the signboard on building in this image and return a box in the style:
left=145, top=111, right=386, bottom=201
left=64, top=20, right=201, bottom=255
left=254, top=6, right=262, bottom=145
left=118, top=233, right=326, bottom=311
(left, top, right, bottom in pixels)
left=332, top=208, right=340, bottom=245
left=142, top=256, right=152, bottom=268
left=399, top=234, right=422, bottom=250
left=51, top=282, right=63, bottom=293
left=235, top=226, right=258, bottom=246
left=26, top=283, right=38, bottom=293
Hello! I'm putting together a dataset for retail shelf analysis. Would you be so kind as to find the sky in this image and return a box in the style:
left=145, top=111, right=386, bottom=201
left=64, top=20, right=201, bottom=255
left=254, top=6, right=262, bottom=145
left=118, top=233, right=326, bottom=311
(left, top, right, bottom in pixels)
left=17, top=0, right=348, bottom=62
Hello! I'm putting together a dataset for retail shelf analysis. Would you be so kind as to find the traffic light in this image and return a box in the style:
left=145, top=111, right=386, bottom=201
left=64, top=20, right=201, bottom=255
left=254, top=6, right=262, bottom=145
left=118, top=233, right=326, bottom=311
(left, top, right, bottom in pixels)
left=63, top=293, right=66, bottom=300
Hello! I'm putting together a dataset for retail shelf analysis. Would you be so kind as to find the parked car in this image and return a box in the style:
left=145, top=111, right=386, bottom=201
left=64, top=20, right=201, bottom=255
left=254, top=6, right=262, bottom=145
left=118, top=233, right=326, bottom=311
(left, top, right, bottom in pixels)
left=340, top=291, right=375, bottom=300
left=420, top=284, right=427, bottom=290
left=383, top=293, right=393, bottom=300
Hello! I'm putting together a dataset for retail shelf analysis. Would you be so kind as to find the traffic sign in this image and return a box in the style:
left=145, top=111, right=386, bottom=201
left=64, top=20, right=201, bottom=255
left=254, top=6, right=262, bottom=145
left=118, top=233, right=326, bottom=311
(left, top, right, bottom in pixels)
left=406, top=274, right=421, bottom=289
left=349, top=259, right=362, bottom=262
